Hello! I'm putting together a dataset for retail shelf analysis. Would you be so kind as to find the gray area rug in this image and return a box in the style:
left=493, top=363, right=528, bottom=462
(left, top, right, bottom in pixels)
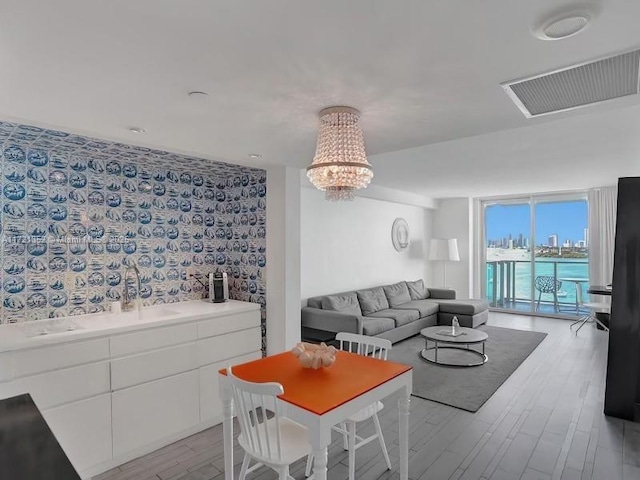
left=387, top=325, right=547, bottom=412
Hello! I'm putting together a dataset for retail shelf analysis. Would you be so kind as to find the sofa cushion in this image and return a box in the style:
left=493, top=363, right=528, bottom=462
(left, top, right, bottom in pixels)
left=436, top=299, right=489, bottom=315
left=361, top=317, right=395, bottom=336
left=321, top=292, right=362, bottom=316
left=356, top=287, right=389, bottom=316
left=366, top=308, right=420, bottom=327
left=406, top=279, right=430, bottom=300
left=382, top=282, right=411, bottom=307
left=393, top=299, right=440, bottom=317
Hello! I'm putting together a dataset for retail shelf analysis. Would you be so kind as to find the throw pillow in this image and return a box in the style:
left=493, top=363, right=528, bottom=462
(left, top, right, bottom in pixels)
left=321, top=292, right=362, bottom=316
left=382, top=282, right=411, bottom=307
left=407, top=279, right=429, bottom=300
left=356, top=287, right=390, bottom=316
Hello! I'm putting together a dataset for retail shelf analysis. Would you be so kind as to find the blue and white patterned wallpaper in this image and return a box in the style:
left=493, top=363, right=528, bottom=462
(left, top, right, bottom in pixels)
left=0, top=121, right=267, bottom=341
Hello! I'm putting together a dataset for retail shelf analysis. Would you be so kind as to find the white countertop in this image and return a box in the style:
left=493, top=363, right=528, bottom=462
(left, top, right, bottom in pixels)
left=0, top=300, right=260, bottom=353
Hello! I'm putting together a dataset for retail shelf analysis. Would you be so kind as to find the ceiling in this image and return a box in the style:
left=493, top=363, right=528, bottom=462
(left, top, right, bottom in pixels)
left=1, top=0, right=640, bottom=198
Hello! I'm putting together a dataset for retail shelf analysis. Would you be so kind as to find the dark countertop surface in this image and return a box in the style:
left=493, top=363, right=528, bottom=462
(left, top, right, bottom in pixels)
left=0, top=393, right=80, bottom=480
left=587, top=285, right=613, bottom=295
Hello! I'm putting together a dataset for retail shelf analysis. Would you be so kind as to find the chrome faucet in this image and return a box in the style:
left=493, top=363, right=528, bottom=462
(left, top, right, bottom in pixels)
left=122, top=263, right=142, bottom=312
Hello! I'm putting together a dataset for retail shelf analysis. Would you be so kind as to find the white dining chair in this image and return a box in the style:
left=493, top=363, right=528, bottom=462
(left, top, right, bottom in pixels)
left=305, top=332, right=392, bottom=480
left=227, top=367, right=313, bottom=480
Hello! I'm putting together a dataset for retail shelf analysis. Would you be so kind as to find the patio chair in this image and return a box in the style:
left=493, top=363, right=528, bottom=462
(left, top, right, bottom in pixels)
left=535, top=275, right=562, bottom=312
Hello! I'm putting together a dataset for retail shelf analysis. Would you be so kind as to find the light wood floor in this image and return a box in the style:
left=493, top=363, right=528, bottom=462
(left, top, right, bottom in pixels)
left=94, top=313, right=640, bottom=480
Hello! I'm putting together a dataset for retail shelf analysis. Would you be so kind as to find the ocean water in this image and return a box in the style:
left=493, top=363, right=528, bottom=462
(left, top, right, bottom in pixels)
left=486, top=258, right=589, bottom=306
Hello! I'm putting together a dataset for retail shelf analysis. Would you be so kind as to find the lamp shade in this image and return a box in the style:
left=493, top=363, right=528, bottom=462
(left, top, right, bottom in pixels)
left=428, top=238, right=460, bottom=261
left=306, top=106, right=373, bottom=201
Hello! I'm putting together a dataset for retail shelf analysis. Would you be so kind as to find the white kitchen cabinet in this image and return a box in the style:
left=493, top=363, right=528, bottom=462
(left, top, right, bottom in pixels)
left=0, top=353, right=12, bottom=383
left=199, top=350, right=262, bottom=422
left=198, top=310, right=260, bottom=338
left=43, top=394, right=112, bottom=473
left=112, top=370, right=200, bottom=457
left=111, top=342, right=198, bottom=391
left=0, top=361, right=110, bottom=410
left=198, top=328, right=262, bottom=366
left=0, top=300, right=261, bottom=479
left=110, top=323, right=197, bottom=358
left=12, top=338, right=109, bottom=377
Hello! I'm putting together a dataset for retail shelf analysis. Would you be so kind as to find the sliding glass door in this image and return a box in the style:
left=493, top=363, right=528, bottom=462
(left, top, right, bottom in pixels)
left=485, top=202, right=531, bottom=310
left=482, top=194, right=589, bottom=317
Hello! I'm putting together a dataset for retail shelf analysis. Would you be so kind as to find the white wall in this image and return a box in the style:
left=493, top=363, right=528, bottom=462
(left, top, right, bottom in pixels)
left=431, top=198, right=474, bottom=298
left=266, top=166, right=301, bottom=354
left=301, top=188, right=433, bottom=302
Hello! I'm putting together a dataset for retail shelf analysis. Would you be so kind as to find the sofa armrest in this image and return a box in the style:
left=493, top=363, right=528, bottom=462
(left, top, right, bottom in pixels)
left=301, top=307, right=364, bottom=335
left=428, top=288, right=456, bottom=299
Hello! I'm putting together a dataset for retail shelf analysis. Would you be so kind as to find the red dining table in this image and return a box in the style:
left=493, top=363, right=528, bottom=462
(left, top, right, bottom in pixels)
left=219, top=350, right=413, bottom=480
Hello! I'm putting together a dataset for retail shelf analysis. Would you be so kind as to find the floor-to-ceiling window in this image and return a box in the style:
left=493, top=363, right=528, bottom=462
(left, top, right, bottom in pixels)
left=482, top=194, right=589, bottom=317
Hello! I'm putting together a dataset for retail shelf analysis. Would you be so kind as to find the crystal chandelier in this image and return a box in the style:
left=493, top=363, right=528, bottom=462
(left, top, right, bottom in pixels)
left=306, top=106, right=373, bottom=201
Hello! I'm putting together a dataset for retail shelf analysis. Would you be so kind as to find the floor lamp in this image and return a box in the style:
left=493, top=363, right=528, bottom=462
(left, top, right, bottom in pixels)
left=429, top=238, right=460, bottom=288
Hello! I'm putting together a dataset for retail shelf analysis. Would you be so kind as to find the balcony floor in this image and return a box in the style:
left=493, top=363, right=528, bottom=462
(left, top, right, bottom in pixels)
left=490, top=299, right=592, bottom=317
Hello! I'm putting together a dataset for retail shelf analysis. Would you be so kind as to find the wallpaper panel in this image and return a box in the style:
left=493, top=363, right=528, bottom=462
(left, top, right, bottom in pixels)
left=0, top=121, right=266, bottom=345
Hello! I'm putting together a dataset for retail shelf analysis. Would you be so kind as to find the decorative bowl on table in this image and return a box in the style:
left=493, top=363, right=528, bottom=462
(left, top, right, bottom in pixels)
left=291, top=342, right=337, bottom=369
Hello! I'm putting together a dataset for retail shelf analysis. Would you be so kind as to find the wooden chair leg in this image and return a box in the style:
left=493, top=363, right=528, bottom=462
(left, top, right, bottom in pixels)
left=348, top=421, right=356, bottom=480
left=278, top=465, right=289, bottom=480
left=341, top=422, right=348, bottom=450
left=372, top=413, right=391, bottom=470
left=305, top=454, right=313, bottom=477
left=239, top=453, right=251, bottom=480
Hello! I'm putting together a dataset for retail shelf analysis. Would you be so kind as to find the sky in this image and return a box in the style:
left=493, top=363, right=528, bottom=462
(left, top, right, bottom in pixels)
left=485, top=200, right=588, bottom=245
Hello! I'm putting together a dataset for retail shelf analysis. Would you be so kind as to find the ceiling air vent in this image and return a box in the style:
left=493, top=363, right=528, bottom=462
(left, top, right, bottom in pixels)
left=502, top=49, right=640, bottom=118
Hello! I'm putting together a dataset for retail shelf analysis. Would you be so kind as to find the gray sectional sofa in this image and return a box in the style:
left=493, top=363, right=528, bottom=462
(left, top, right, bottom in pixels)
left=302, top=280, right=489, bottom=344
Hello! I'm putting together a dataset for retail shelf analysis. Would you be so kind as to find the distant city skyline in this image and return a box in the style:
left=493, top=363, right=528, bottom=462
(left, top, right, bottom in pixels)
left=486, top=201, right=588, bottom=247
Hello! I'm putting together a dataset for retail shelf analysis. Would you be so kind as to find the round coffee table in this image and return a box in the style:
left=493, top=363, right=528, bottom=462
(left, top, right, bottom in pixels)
left=420, top=326, right=488, bottom=367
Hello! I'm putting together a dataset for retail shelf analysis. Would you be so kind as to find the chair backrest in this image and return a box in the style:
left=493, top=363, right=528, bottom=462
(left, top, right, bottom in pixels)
left=227, top=367, right=286, bottom=462
left=336, top=332, right=392, bottom=360
left=535, top=275, right=562, bottom=293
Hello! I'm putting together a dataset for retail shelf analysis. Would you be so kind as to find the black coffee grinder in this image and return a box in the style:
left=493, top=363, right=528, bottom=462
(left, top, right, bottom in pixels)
left=209, top=272, right=229, bottom=303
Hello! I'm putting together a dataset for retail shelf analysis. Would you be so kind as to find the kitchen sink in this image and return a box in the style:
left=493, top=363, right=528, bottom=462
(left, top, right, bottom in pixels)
left=21, top=318, right=85, bottom=337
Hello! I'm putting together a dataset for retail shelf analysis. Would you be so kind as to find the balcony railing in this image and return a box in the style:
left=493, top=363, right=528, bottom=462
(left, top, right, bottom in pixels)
left=486, top=259, right=589, bottom=316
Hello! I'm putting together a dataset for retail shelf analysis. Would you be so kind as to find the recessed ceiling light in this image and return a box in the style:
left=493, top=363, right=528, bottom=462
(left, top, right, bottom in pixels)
left=248, top=154, right=262, bottom=160
left=533, top=12, right=592, bottom=40
left=128, top=127, right=146, bottom=134
left=188, top=91, right=208, bottom=99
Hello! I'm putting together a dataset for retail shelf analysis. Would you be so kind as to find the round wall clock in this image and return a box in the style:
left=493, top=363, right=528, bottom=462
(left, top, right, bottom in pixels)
left=391, top=218, right=410, bottom=252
